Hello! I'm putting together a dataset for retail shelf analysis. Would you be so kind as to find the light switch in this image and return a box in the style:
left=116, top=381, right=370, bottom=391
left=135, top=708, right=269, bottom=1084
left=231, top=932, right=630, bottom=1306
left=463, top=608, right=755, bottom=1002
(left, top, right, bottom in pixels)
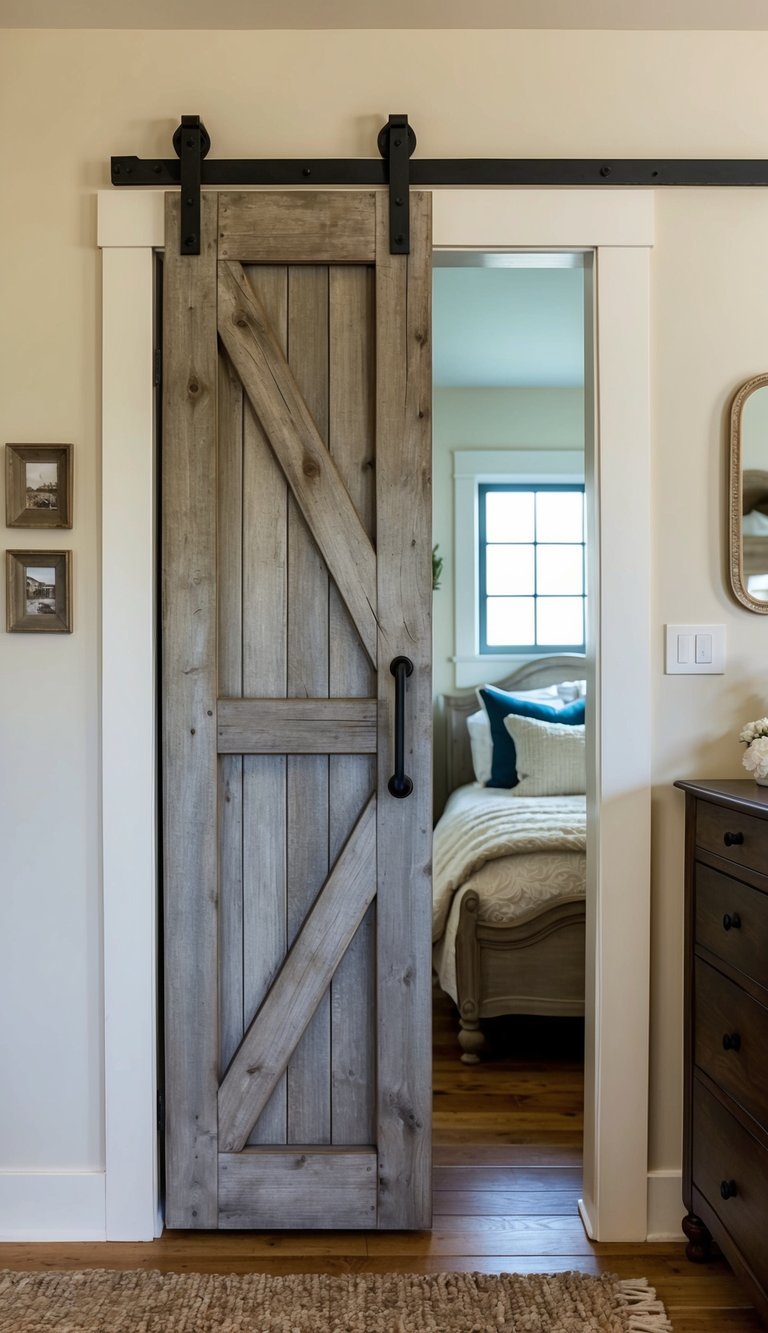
left=677, top=634, right=694, bottom=665
left=695, top=633, right=713, bottom=665
left=665, top=624, right=725, bottom=675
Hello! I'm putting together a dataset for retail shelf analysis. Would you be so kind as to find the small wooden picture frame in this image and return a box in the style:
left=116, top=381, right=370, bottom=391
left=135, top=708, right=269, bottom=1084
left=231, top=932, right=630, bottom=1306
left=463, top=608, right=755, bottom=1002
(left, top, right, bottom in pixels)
left=6, top=550, right=72, bottom=633
left=5, top=444, right=73, bottom=528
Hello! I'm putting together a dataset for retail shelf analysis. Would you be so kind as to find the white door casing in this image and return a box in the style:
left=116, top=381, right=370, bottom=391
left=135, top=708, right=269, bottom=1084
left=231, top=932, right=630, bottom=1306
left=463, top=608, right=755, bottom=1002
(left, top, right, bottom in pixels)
left=99, top=186, right=654, bottom=1243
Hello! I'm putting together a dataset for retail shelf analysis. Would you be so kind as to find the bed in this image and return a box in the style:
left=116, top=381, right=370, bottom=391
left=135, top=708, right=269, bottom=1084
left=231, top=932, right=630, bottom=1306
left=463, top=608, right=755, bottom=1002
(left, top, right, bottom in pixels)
left=433, top=654, right=588, bottom=1062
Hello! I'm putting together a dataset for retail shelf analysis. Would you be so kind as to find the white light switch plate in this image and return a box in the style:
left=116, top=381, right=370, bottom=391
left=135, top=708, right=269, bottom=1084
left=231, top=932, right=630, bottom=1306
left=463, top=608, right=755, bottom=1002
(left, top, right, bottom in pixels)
left=665, top=624, right=725, bottom=675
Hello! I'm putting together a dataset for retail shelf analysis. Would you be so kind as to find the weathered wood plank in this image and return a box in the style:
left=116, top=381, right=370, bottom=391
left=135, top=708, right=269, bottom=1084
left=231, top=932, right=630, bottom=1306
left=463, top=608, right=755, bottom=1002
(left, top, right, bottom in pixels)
left=218, top=797, right=377, bottom=1154
left=162, top=190, right=219, bottom=1228
left=217, top=349, right=244, bottom=696
left=217, top=259, right=377, bottom=666
left=218, top=192, right=376, bottom=264
left=218, top=758, right=243, bottom=1073
left=242, top=757, right=287, bottom=1146
left=285, top=265, right=331, bottom=1146
left=241, top=267, right=288, bottom=699
left=375, top=191, right=433, bottom=1230
left=217, top=349, right=244, bottom=1073
left=217, top=698, right=377, bottom=754
left=328, top=265, right=377, bottom=1146
left=218, top=1149, right=377, bottom=1230
left=241, top=264, right=289, bottom=1146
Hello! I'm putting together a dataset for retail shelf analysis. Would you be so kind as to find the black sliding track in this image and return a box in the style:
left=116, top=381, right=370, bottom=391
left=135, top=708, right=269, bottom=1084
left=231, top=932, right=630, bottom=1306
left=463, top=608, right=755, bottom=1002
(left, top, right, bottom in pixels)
left=111, top=113, right=768, bottom=255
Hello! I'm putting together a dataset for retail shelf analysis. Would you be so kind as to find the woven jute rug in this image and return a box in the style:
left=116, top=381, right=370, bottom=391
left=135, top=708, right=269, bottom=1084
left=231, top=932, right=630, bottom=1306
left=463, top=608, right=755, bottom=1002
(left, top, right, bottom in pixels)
left=0, top=1269, right=672, bottom=1332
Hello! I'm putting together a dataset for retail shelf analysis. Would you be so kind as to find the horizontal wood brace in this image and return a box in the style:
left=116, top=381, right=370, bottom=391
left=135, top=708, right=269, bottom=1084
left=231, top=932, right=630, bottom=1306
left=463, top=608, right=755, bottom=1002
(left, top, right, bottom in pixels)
left=218, top=1148, right=377, bottom=1229
left=217, top=192, right=376, bottom=263
left=217, top=697, right=377, bottom=753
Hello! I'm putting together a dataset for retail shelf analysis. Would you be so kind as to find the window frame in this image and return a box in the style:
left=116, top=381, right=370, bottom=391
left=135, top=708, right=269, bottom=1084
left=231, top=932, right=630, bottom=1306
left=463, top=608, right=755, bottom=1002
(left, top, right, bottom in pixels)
left=452, top=449, right=585, bottom=688
left=478, top=481, right=586, bottom=655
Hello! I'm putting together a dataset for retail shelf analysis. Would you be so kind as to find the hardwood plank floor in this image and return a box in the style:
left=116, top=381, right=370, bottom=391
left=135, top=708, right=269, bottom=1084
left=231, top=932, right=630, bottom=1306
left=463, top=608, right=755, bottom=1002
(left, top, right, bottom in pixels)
left=0, top=989, right=760, bottom=1330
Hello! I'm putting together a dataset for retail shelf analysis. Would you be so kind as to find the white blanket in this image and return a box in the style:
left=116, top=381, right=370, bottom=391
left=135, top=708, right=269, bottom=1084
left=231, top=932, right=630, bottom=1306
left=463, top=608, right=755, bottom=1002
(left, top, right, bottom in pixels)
left=433, top=785, right=587, bottom=941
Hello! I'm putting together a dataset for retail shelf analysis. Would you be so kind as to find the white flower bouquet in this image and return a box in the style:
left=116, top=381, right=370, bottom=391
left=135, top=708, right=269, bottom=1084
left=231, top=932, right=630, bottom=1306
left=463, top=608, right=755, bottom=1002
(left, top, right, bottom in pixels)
left=740, top=718, right=768, bottom=784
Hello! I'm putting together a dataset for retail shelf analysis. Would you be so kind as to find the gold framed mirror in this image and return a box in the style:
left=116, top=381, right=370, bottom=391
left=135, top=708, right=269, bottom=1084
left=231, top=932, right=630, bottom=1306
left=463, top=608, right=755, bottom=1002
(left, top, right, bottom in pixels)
left=730, top=373, right=768, bottom=613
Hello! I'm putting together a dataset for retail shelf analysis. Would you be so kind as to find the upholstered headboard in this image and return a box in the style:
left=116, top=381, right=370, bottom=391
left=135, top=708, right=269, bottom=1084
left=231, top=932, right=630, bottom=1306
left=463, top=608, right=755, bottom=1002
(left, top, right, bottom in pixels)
left=438, top=653, right=587, bottom=807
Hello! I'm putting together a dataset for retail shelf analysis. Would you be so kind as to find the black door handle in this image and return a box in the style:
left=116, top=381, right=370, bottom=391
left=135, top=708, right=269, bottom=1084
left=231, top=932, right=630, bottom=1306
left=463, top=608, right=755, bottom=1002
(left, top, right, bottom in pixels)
left=720, top=1180, right=738, bottom=1200
left=388, top=656, right=413, bottom=799
left=723, top=913, right=742, bottom=932
left=724, top=831, right=744, bottom=847
left=722, top=1032, right=741, bottom=1052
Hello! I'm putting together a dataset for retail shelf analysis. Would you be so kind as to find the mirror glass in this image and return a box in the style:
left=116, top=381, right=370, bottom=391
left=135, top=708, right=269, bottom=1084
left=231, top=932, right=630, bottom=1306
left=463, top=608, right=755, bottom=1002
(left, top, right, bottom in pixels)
left=731, top=375, right=768, bottom=611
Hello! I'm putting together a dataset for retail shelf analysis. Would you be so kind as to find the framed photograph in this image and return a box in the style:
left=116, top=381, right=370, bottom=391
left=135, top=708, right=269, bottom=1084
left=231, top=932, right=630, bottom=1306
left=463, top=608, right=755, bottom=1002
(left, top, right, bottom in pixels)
left=6, top=550, right=72, bottom=633
left=5, top=443, right=73, bottom=529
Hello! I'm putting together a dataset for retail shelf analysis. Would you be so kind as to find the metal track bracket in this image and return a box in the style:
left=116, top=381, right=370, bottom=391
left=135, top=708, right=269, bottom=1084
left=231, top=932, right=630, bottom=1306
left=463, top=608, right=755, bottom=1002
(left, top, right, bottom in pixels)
left=377, top=113, right=416, bottom=255
left=173, top=115, right=210, bottom=255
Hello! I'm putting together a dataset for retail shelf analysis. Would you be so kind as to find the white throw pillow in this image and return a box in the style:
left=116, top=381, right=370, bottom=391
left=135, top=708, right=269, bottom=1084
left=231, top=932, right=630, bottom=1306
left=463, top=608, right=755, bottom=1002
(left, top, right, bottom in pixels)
left=556, top=679, right=587, bottom=702
left=466, top=709, right=493, bottom=785
left=503, top=713, right=586, bottom=796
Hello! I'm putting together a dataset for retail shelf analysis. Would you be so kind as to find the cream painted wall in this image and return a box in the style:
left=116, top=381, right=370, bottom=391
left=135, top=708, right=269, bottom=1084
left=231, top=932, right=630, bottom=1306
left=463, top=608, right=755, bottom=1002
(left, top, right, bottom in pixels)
left=2, top=27, right=768, bottom=1182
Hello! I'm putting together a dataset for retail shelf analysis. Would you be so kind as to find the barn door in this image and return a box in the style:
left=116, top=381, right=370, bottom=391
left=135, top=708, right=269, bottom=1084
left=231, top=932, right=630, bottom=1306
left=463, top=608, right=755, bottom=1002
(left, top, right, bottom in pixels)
left=162, top=190, right=432, bottom=1230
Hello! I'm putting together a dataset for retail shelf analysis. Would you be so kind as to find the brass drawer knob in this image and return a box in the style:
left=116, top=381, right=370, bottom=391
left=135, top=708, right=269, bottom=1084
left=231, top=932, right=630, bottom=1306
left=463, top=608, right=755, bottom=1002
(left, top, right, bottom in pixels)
left=720, top=1179, right=738, bottom=1200
left=723, top=913, right=742, bottom=931
left=722, top=1032, right=741, bottom=1052
left=724, top=831, right=745, bottom=847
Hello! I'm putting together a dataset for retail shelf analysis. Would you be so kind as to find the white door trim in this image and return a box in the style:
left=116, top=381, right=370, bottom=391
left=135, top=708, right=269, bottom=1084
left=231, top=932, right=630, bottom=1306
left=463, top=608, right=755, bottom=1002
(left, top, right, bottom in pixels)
left=99, top=186, right=654, bottom=1242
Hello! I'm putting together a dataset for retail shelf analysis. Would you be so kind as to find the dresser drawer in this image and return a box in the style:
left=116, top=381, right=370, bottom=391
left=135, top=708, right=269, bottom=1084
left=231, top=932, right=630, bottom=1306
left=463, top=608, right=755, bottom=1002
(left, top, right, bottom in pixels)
left=693, top=1079, right=768, bottom=1280
left=697, top=800, right=768, bottom=876
left=696, top=861, right=768, bottom=987
left=695, top=959, right=768, bottom=1130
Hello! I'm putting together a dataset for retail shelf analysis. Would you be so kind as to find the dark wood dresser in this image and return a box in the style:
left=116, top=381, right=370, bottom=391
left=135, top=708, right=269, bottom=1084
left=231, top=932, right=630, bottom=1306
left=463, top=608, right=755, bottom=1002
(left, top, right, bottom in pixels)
left=676, top=778, right=768, bottom=1324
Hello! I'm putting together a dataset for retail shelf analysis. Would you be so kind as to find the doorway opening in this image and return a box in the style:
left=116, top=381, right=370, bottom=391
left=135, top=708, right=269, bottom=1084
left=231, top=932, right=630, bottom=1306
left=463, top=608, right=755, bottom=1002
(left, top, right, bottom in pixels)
left=431, top=250, right=590, bottom=1229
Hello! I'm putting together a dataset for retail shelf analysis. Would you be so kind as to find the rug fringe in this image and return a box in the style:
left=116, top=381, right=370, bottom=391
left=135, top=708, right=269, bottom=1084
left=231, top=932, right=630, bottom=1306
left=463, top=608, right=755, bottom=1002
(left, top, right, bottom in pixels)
left=614, top=1278, right=674, bottom=1332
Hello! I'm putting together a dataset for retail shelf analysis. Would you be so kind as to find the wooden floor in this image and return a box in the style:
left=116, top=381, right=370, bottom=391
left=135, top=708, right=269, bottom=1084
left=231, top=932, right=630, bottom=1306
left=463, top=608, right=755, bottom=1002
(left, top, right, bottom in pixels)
left=0, top=990, right=761, bottom=1330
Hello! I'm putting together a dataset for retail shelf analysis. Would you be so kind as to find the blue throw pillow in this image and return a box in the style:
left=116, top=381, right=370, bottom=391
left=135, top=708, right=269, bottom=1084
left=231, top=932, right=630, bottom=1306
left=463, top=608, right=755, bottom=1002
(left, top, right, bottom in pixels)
left=478, top=685, right=586, bottom=789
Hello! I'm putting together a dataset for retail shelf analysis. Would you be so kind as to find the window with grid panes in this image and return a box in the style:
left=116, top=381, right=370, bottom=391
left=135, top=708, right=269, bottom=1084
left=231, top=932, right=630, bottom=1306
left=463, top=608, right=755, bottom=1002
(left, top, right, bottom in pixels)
left=478, top=484, right=586, bottom=653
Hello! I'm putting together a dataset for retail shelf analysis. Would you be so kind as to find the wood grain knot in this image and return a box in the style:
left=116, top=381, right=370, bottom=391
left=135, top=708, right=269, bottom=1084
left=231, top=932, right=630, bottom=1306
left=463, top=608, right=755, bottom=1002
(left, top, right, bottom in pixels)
left=302, top=454, right=321, bottom=479
left=188, top=379, right=200, bottom=397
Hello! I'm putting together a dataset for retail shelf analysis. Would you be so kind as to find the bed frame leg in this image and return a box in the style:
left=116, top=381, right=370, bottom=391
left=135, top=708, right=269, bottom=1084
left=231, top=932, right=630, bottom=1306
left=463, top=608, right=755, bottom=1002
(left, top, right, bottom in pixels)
left=458, top=1017, right=487, bottom=1064
left=456, top=890, right=485, bottom=1062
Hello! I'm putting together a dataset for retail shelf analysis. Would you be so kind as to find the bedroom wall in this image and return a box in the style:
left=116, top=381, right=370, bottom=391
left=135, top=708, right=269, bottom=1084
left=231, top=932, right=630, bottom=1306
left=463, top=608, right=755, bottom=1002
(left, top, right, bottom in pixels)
left=432, top=386, right=585, bottom=700
left=3, top=25, right=768, bottom=1227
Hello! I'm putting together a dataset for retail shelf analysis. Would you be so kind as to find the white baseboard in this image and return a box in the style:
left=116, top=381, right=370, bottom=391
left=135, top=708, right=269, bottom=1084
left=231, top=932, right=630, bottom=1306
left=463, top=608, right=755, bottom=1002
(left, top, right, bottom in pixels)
left=577, top=1195, right=596, bottom=1238
left=647, top=1169, right=685, bottom=1241
left=0, top=1170, right=106, bottom=1241
left=580, top=1177, right=684, bottom=1241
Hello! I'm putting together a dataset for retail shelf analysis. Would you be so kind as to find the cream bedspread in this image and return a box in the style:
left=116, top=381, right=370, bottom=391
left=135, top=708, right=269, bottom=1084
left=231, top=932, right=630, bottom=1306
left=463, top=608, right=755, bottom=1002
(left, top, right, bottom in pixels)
left=432, top=784, right=587, bottom=1003
left=433, top=784, right=587, bottom=939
